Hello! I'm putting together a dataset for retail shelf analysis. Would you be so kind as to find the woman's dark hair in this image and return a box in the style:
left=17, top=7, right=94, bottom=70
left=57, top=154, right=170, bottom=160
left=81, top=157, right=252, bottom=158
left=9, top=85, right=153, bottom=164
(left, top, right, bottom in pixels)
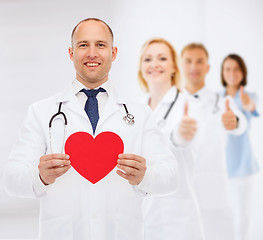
left=221, top=54, right=247, bottom=87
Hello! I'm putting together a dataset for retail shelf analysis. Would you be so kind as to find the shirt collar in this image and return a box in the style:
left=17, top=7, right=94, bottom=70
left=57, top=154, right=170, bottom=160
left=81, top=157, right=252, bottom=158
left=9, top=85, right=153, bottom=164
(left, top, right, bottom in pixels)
left=222, top=88, right=241, bottom=99
left=56, top=78, right=127, bottom=104
left=184, top=86, right=208, bottom=99
left=72, top=78, right=111, bottom=96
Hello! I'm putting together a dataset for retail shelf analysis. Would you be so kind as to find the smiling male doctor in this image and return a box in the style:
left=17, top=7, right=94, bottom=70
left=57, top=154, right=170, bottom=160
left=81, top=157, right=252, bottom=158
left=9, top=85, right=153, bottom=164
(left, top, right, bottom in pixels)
left=181, top=43, right=247, bottom=240
left=3, top=18, right=178, bottom=240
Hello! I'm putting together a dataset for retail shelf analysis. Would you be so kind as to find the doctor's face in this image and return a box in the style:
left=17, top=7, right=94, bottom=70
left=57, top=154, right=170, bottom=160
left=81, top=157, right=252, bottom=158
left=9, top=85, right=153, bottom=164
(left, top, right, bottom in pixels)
left=69, top=20, right=117, bottom=88
left=222, top=58, right=243, bottom=88
left=141, top=43, right=175, bottom=89
left=181, top=48, right=210, bottom=87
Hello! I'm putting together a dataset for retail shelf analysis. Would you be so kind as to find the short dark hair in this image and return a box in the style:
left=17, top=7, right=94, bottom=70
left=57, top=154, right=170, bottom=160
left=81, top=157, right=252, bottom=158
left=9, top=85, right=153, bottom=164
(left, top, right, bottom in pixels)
left=221, top=54, right=247, bottom=87
left=181, top=43, right=209, bottom=59
left=71, top=18, right=114, bottom=46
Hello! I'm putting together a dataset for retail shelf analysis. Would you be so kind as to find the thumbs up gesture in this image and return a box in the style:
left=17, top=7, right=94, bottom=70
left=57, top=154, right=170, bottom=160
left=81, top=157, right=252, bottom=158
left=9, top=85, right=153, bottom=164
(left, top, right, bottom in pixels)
left=178, top=101, right=197, bottom=141
left=222, top=99, right=237, bottom=130
left=240, top=86, right=255, bottom=112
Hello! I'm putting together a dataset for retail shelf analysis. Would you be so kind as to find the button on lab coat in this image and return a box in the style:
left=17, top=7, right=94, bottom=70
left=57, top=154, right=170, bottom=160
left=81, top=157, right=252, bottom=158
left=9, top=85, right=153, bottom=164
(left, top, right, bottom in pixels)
left=3, top=81, right=179, bottom=240
left=185, top=86, right=247, bottom=240
left=143, top=86, right=205, bottom=240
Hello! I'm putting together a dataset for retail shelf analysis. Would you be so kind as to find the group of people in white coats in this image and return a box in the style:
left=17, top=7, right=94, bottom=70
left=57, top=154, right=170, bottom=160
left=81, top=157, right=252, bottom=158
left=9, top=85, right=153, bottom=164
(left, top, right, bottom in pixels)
left=138, top=39, right=259, bottom=240
left=3, top=18, right=259, bottom=240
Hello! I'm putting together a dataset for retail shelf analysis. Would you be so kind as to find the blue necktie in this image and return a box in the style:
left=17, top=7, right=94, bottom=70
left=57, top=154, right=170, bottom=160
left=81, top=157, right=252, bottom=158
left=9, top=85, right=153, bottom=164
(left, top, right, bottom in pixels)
left=80, top=87, right=106, bottom=134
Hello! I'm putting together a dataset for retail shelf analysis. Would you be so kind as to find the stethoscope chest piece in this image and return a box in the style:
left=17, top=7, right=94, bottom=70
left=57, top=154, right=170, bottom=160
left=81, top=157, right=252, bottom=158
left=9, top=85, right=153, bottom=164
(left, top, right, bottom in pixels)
left=123, top=113, right=135, bottom=125
left=123, top=104, right=135, bottom=125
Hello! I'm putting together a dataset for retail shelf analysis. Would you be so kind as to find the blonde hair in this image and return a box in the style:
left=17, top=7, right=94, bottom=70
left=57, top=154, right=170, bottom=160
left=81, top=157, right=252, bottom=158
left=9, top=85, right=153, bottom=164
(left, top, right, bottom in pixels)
left=138, top=38, right=181, bottom=92
left=181, top=43, right=209, bottom=58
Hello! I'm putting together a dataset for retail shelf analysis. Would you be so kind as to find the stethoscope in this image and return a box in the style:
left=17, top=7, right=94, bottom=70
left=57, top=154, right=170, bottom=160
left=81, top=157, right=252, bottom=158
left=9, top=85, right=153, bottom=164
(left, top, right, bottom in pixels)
left=157, top=90, right=180, bottom=127
left=123, top=104, right=135, bottom=125
left=212, top=93, right=220, bottom=114
left=49, top=102, right=67, bottom=153
left=192, top=92, right=220, bottom=115
left=49, top=102, right=134, bottom=152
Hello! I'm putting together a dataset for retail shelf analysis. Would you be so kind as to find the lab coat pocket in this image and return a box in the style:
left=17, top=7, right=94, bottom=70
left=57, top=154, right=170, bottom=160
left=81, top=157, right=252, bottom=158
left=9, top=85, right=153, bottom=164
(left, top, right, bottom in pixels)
left=40, top=215, right=73, bottom=240
left=115, top=212, right=143, bottom=240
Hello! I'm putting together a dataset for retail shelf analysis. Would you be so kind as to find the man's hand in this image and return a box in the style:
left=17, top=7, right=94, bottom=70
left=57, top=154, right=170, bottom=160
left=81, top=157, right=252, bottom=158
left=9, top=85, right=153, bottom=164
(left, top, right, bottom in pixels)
left=38, top=154, right=71, bottom=185
left=178, top=101, right=197, bottom=141
left=116, top=154, right=146, bottom=185
left=222, top=99, right=237, bottom=130
left=240, top=86, right=255, bottom=112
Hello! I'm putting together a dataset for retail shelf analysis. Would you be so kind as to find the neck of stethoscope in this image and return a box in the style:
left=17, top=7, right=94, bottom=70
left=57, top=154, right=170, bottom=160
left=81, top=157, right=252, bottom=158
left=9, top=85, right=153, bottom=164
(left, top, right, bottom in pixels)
left=163, top=89, right=179, bottom=120
left=49, top=102, right=68, bottom=128
left=49, top=102, right=68, bottom=153
left=212, top=93, right=220, bottom=114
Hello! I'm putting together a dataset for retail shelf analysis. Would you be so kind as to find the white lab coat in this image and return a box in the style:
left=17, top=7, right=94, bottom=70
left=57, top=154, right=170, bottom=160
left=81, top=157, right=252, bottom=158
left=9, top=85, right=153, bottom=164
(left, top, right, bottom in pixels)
left=184, top=86, right=247, bottom=240
left=3, top=81, right=179, bottom=240
left=143, top=87, right=205, bottom=240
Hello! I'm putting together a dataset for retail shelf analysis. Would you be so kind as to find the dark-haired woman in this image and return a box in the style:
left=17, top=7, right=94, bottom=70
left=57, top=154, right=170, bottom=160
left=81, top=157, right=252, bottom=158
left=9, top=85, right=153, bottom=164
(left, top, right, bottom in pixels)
left=221, top=54, right=259, bottom=240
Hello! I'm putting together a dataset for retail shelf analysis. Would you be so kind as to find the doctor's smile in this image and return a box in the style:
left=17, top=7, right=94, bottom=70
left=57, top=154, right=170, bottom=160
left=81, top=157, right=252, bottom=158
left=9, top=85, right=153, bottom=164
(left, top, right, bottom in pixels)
left=2, top=13, right=256, bottom=240
left=85, top=61, right=101, bottom=68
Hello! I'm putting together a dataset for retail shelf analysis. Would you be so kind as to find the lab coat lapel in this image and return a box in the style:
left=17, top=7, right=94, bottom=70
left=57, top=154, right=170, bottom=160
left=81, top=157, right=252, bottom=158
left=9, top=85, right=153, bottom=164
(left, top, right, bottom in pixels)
left=66, top=95, right=88, bottom=119
left=55, top=82, right=126, bottom=133
left=55, top=84, right=87, bottom=120
left=97, top=86, right=123, bottom=130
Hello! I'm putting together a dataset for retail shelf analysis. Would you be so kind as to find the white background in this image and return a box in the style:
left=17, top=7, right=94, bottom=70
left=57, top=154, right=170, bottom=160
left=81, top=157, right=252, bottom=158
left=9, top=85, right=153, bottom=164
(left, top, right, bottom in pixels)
left=0, top=0, right=262, bottom=239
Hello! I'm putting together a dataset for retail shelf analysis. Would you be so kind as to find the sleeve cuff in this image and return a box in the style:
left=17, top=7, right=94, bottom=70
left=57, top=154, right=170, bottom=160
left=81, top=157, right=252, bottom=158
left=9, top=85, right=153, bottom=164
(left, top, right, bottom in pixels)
left=32, top=168, right=48, bottom=198
left=170, top=128, right=192, bottom=147
left=251, top=109, right=260, bottom=117
left=132, top=166, right=154, bottom=196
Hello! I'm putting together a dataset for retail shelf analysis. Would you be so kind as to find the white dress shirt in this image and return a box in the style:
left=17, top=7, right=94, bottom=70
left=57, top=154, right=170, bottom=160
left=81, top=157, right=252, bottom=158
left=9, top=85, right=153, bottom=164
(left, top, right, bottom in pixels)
left=72, top=79, right=110, bottom=116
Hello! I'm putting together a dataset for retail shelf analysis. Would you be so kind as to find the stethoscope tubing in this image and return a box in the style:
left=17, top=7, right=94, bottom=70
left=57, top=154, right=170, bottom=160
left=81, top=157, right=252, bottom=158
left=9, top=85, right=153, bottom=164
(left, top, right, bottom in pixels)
left=49, top=102, right=68, bottom=128
left=163, top=90, right=180, bottom=120
left=49, top=102, right=135, bottom=153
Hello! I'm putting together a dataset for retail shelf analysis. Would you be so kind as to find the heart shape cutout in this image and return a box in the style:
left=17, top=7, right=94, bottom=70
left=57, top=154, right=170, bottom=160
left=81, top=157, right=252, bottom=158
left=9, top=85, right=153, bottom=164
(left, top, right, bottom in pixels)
left=65, top=131, right=124, bottom=184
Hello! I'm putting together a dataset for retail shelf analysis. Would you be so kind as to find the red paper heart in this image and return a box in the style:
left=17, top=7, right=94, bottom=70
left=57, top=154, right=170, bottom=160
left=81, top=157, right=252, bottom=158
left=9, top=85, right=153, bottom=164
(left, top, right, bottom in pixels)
left=65, top=131, right=124, bottom=184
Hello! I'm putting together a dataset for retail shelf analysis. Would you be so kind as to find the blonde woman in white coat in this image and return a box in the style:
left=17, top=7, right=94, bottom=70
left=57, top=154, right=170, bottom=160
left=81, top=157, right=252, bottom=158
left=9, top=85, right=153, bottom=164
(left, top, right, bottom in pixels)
left=138, top=38, right=205, bottom=240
